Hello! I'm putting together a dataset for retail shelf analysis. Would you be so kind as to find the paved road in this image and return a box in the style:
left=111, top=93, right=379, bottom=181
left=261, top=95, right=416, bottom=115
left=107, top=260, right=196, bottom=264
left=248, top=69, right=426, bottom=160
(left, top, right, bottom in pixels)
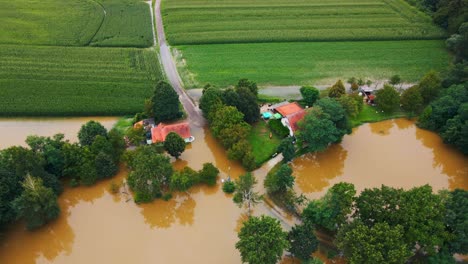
left=154, top=0, right=205, bottom=127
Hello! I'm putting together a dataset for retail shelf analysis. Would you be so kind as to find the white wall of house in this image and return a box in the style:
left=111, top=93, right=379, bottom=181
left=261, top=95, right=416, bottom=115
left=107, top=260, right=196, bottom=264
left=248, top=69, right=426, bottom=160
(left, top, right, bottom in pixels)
left=281, top=117, right=294, bottom=136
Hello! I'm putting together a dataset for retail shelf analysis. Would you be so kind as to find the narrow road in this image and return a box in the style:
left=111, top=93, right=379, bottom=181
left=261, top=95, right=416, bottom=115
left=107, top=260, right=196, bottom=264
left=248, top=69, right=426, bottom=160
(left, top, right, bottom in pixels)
left=154, top=0, right=205, bottom=127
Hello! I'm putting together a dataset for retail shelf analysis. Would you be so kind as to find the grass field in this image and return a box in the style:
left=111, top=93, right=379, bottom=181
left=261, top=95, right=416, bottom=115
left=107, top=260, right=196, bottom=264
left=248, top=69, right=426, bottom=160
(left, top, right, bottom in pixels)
left=162, top=0, right=445, bottom=45
left=0, top=0, right=153, bottom=47
left=247, top=121, right=281, bottom=166
left=0, top=45, right=161, bottom=116
left=350, top=104, right=407, bottom=127
left=176, top=40, right=450, bottom=88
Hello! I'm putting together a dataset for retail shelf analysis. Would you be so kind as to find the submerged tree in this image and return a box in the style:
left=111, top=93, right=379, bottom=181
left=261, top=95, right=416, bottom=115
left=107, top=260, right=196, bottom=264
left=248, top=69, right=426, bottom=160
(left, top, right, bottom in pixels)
left=288, top=223, right=318, bottom=261
left=233, top=173, right=261, bottom=216
left=236, top=215, right=289, bottom=264
left=12, top=175, right=60, bottom=230
left=164, top=132, right=186, bottom=159
left=78, top=121, right=107, bottom=146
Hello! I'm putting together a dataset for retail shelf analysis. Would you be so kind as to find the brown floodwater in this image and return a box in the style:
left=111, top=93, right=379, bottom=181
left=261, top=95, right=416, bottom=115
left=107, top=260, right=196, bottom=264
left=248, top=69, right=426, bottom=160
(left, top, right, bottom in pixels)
left=0, top=118, right=466, bottom=264
left=0, top=117, right=118, bottom=149
left=291, top=119, right=468, bottom=200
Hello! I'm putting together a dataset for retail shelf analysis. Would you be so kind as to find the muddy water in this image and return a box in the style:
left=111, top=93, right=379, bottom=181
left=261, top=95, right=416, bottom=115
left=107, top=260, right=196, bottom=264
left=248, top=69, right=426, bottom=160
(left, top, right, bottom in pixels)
left=0, top=117, right=118, bottom=149
left=0, top=118, right=466, bottom=264
left=291, top=119, right=468, bottom=200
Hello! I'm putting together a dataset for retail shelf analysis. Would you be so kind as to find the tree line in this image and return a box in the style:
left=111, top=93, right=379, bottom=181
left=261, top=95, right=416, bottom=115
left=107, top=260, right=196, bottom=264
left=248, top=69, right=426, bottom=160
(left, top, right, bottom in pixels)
left=0, top=121, right=125, bottom=231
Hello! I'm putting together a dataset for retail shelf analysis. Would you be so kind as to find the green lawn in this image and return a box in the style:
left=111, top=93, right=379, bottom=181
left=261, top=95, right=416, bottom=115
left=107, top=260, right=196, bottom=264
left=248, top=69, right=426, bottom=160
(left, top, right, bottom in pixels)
left=0, top=45, right=161, bottom=116
left=350, top=104, right=407, bottom=127
left=176, top=40, right=450, bottom=88
left=162, top=0, right=445, bottom=45
left=247, top=121, right=282, bottom=166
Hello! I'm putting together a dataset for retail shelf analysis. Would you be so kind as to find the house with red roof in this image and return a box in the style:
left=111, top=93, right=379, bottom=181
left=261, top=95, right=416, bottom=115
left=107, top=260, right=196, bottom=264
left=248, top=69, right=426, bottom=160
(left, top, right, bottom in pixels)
left=151, top=122, right=194, bottom=143
left=272, top=102, right=306, bottom=136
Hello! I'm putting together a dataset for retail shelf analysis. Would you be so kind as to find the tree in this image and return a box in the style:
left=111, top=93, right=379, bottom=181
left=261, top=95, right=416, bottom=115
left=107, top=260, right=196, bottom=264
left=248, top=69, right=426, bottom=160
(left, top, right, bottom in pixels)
left=126, top=125, right=145, bottom=146
left=0, top=169, right=22, bottom=229
left=446, top=23, right=468, bottom=63
left=445, top=189, right=468, bottom=254
left=303, top=182, right=356, bottom=232
left=89, top=135, right=113, bottom=156
left=152, top=80, right=181, bottom=122
left=328, top=80, right=346, bottom=98
left=288, top=223, right=318, bottom=261
left=127, top=150, right=173, bottom=203
left=199, top=87, right=223, bottom=119
left=264, top=164, right=294, bottom=194
left=12, top=175, right=60, bottom=230
left=300, top=86, right=320, bottom=106
left=336, top=221, right=411, bottom=264
left=400, top=85, right=423, bottom=115
left=277, top=137, right=295, bottom=162
left=95, top=152, right=118, bottom=179
left=296, top=107, right=341, bottom=153
left=419, top=71, right=442, bottom=104
left=107, top=128, right=126, bottom=162
left=375, top=85, right=400, bottom=113
left=236, top=215, right=289, bottom=264
left=170, top=167, right=196, bottom=192
left=26, top=134, right=66, bottom=177
left=236, top=78, right=258, bottom=96
left=315, top=98, right=351, bottom=135
left=231, top=86, right=260, bottom=124
left=233, top=173, right=261, bottom=216
left=337, top=95, right=359, bottom=117
left=389, top=75, right=401, bottom=87
left=164, top=132, right=186, bottom=159
left=78, top=120, right=107, bottom=146
left=198, top=163, right=219, bottom=186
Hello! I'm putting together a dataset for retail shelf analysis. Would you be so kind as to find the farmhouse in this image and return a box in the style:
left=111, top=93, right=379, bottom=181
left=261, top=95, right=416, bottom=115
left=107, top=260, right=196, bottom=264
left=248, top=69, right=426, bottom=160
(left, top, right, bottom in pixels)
left=151, top=122, right=194, bottom=143
left=272, top=102, right=306, bottom=136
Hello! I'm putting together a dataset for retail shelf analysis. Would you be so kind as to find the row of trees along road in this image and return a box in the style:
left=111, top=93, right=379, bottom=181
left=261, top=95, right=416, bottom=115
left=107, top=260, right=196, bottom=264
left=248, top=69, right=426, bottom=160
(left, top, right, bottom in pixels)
left=0, top=121, right=125, bottom=231
left=199, top=79, right=260, bottom=170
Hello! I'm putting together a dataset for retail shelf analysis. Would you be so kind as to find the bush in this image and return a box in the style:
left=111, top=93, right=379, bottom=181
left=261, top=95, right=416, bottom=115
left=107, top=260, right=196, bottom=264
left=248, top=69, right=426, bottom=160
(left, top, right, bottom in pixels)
left=268, top=119, right=290, bottom=138
left=198, top=163, right=219, bottom=186
left=69, top=178, right=79, bottom=187
left=223, top=181, right=236, bottom=193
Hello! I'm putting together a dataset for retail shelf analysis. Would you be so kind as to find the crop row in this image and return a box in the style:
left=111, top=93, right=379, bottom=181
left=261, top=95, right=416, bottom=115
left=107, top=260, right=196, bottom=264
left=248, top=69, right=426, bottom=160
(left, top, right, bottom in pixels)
left=163, top=0, right=444, bottom=45
left=0, top=45, right=161, bottom=116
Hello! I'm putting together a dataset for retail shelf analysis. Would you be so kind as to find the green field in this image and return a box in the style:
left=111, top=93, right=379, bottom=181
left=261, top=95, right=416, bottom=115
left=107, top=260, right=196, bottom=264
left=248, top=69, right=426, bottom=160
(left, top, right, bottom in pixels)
left=0, top=45, right=161, bottom=116
left=0, top=0, right=153, bottom=47
left=176, top=40, right=450, bottom=88
left=162, top=0, right=445, bottom=45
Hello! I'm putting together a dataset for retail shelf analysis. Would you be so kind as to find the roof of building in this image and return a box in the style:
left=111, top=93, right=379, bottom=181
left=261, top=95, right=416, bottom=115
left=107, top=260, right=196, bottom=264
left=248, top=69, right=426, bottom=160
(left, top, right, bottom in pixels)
left=275, top=102, right=303, bottom=117
left=286, top=109, right=306, bottom=132
left=151, top=122, right=192, bottom=143
left=269, top=101, right=290, bottom=109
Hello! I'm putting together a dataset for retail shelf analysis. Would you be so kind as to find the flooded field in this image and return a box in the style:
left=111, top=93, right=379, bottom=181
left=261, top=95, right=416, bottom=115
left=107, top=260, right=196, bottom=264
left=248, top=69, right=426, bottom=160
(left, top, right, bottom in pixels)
left=0, top=118, right=466, bottom=263
left=291, top=119, right=468, bottom=200
left=0, top=117, right=118, bottom=149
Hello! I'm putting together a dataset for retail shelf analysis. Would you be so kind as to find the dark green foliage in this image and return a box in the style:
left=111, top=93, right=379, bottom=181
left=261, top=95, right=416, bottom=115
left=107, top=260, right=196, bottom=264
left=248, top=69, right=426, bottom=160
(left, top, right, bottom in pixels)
left=419, top=71, right=442, bottom=104
left=233, top=86, right=260, bottom=124
left=126, top=147, right=173, bottom=203
left=236, top=78, right=258, bottom=96
left=303, top=182, right=356, bottom=232
left=389, top=75, right=401, bottom=86
left=199, top=87, right=223, bottom=118
left=107, top=128, right=126, bottom=162
left=95, top=152, right=118, bottom=179
left=164, top=132, right=186, bottom=159
left=315, top=97, right=352, bottom=135
left=78, top=121, right=107, bottom=146
left=170, top=167, right=196, bottom=192
left=241, top=152, right=257, bottom=171
left=375, top=85, right=400, bottom=113
left=445, top=189, right=468, bottom=254
left=288, top=223, right=318, bottom=261
left=328, top=80, right=346, bottom=98
left=432, top=0, right=468, bottom=34
left=337, top=221, right=411, bottom=264
left=222, top=181, right=236, bottom=193
left=198, top=163, right=219, bottom=186
left=400, top=85, right=424, bottom=114
left=152, top=81, right=182, bottom=122
left=337, top=95, right=359, bottom=117
left=12, top=176, right=60, bottom=230
left=126, top=126, right=145, bottom=146
left=26, top=134, right=66, bottom=177
left=446, top=23, right=468, bottom=63
left=300, top=86, right=320, bottom=106
left=0, top=169, right=22, bottom=229
left=296, top=108, right=342, bottom=153
left=349, top=93, right=364, bottom=112
left=236, top=215, right=289, bottom=264
left=268, top=119, right=290, bottom=138
left=264, top=164, right=294, bottom=194
left=90, top=135, right=114, bottom=156
left=277, top=137, right=295, bottom=162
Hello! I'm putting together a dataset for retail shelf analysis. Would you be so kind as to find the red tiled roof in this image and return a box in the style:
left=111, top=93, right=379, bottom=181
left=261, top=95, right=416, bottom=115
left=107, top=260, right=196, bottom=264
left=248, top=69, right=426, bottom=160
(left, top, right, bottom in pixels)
left=275, top=102, right=303, bottom=117
left=286, top=109, right=306, bottom=132
left=151, top=122, right=192, bottom=143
